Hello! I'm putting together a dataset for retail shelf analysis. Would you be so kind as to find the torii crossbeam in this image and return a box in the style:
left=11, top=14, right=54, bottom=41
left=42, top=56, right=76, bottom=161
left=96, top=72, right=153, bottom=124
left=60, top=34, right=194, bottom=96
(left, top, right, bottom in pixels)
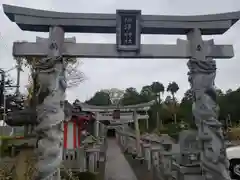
left=3, top=4, right=236, bottom=59
left=13, top=40, right=234, bottom=59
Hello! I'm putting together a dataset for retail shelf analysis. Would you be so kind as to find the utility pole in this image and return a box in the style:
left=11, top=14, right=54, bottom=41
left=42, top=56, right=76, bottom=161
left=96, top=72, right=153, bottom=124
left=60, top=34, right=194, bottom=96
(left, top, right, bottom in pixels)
left=15, top=59, right=21, bottom=96
left=0, top=72, right=5, bottom=136
left=0, top=71, right=6, bottom=125
left=12, top=60, right=22, bottom=135
left=0, top=72, right=4, bottom=107
left=156, top=93, right=160, bottom=130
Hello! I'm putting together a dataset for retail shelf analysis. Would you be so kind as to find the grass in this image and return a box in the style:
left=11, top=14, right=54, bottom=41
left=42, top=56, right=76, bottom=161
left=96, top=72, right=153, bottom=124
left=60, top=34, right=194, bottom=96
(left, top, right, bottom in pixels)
left=0, top=135, right=24, bottom=157
left=227, top=127, right=240, bottom=140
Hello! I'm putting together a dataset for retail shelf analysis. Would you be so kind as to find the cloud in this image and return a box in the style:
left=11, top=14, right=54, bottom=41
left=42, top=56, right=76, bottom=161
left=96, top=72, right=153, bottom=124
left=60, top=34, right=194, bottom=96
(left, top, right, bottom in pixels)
left=0, top=0, right=240, bottom=102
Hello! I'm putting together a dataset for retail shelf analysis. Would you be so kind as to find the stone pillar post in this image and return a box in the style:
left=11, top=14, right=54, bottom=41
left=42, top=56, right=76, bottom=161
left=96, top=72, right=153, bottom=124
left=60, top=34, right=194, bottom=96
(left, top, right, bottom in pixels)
left=187, top=28, right=230, bottom=180
left=88, top=151, right=96, bottom=173
left=151, top=147, right=160, bottom=179
left=122, top=134, right=126, bottom=147
left=142, top=143, right=151, bottom=170
left=134, top=110, right=141, bottom=157
left=124, top=135, right=129, bottom=152
left=95, top=120, right=100, bottom=138
left=83, top=151, right=87, bottom=172
left=121, top=134, right=125, bottom=148
left=86, top=149, right=99, bottom=173
left=94, top=112, right=100, bottom=138
left=145, top=110, right=149, bottom=130
left=116, top=130, right=119, bottom=141
left=78, top=147, right=86, bottom=172
left=100, top=122, right=106, bottom=138
left=98, top=121, right=102, bottom=138
left=34, top=26, right=66, bottom=180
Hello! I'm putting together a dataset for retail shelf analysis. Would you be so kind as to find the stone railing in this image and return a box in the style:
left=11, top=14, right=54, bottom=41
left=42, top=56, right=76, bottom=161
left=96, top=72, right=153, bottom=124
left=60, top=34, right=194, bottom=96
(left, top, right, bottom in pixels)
left=0, top=125, right=108, bottom=179
left=62, top=139, right=107, bottom=172
left=62, top=125, right=108, bottom=178
left=115, top=128, right=205, bottom=180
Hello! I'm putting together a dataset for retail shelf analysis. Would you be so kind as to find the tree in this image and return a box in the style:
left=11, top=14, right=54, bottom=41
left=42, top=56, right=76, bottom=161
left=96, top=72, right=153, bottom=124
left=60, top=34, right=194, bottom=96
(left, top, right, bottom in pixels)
left=121, top=87, right=142, bottom=105
left=0, top=70, right=16, bottom=106
left=167, top=82, right=179, bottom=100
left=85, top=91, right=111, bottom=106
left=0, top=69, right=25, bottom=125
left=167, top=82, right=179, bottom=124
left=150, top=82, right=165, bottom=129
left=21, top=57, right=85, bottom=99
left=102, top=88, right=125, bottom=105
left=218, top=88, right=240, bottom=126
left=85, top=81, right=240, bottom=135
left=65, top=61, right=85, bottom=88
left=215, top=88, right=224, bottom=97
left=226, top=89, right=233, bottom=94
left=151, top=82, right=165, bottom=102
left=140, top=85, right=154, bottom=102
left=178, top=89, right=194, bottom=126
left=165, top=95, right=173, bottom=105
left=182, top=89, right=193, bottom=102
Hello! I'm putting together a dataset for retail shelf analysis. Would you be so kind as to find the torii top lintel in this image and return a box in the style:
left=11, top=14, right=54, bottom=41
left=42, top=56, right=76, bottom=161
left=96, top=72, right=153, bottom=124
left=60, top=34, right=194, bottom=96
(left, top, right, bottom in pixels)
left=76, top=100, right=155, bottom=112
left=3, top=4, right=240, bottom=35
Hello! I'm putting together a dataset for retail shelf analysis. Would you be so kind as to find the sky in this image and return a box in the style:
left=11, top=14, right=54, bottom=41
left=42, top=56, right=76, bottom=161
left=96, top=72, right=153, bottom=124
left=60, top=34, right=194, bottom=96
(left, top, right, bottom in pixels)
left=0, top=0, right=240, bottom=103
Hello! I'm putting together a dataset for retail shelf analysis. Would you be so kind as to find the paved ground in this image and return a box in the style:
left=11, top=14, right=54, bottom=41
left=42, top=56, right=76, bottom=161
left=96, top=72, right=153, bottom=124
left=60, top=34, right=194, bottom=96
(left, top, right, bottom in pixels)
left=104, top=138, right=137, bottom=180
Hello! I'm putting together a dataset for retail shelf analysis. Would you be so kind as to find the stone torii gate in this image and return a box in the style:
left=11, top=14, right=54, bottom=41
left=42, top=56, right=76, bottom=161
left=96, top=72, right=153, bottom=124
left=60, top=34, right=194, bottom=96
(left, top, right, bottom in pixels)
left=78, top=100, right=154, bottom=158
left=3, top=4, right=240, bottom=180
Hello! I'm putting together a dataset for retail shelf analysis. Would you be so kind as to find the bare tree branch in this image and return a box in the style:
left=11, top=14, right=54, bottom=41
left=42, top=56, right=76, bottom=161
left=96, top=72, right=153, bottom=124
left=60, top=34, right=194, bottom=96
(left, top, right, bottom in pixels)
left=65, top=59, right=86, bottom=88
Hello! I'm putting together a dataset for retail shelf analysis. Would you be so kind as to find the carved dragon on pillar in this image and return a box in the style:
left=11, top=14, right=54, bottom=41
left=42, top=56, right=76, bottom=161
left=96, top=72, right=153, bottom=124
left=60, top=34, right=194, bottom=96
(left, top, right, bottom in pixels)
left=187, top=29, right=230, bottom=180
left=32, top=55, right=66, bottom=179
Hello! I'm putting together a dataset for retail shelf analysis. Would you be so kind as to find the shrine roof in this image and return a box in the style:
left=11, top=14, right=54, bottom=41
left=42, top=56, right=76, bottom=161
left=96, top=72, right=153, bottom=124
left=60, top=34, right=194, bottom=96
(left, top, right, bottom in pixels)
left=64, top=100, right=153, bottom=113
left=75, top=100, right=155, bottom=111
left=3, top=4, right=240, bottom=34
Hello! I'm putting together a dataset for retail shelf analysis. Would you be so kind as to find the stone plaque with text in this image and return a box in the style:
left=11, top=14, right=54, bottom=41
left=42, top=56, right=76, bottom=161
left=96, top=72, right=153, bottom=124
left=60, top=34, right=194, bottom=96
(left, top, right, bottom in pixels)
left=116, top=10, right=141, bottom=51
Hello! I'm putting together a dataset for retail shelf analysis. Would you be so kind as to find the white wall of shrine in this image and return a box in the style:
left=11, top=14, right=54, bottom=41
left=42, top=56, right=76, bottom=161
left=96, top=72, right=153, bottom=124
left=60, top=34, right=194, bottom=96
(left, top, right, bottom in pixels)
left=63, top=121, right=81, bottom=149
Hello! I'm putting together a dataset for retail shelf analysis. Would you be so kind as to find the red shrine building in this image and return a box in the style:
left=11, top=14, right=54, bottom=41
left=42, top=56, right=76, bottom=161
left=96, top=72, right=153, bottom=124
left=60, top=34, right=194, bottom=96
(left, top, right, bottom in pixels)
left=63, top=101, right=96, bottom=149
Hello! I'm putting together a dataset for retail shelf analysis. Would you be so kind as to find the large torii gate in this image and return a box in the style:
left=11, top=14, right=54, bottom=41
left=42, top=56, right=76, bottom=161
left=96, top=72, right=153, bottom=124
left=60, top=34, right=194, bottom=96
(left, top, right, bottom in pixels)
left=3, top=4, right=240, bottom=180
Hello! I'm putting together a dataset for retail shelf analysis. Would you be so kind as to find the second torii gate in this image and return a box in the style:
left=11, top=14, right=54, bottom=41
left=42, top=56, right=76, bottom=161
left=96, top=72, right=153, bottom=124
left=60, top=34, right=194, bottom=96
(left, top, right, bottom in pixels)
left=3, top=4, right=240, bottom=180
left=77, top=100, right=154, bottom=158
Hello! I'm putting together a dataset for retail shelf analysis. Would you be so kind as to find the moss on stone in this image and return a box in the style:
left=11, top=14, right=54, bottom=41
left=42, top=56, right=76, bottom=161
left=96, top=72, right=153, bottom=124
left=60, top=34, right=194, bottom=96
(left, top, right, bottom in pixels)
left=0, top=136, right=11, bottom=157
left=0, top=136, right=24, bottom=157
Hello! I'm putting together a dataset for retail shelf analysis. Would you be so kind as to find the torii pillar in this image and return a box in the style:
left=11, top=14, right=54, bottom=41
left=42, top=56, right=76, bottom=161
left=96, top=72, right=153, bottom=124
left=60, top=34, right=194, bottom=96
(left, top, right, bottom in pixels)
left=34, top=27, right=66, bottom=180
left=133, top=110, right=141, bottom=158
left=185, top=29, right=231, bottom=180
